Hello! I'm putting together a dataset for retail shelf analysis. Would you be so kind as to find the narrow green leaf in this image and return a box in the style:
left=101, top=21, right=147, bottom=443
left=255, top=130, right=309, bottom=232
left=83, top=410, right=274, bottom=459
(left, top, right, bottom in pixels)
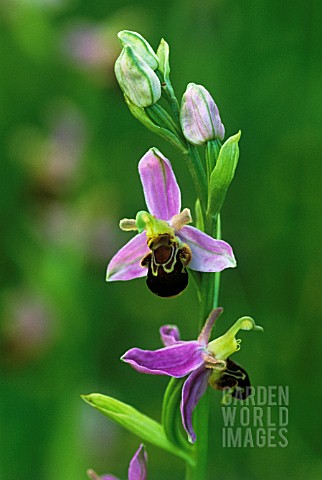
left=82, top=393, right=194, bottom=465
left=207, top=131, right=241, bottom=217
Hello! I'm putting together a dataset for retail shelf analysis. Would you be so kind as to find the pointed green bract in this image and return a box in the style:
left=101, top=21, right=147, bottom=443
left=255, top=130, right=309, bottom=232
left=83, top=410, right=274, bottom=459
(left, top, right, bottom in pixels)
left=156, top=38, right=170, bottom=84
left=124, top=96, right=188, bottom=154
left=145, top=103, right=182, bottom=138
left=207, top=131, right=241, bottom=217
left=194, top=198, right=204, bottom=232
left=82, top=393, right=195, bottom=465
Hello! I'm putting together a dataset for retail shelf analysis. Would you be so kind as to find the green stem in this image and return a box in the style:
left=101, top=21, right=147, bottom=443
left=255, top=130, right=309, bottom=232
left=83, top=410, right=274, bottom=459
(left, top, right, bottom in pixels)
left=185, top=145, right=208, bottom=219
left=185, top=390, right=209, bottom=480
left=186, top=216, right=222, bottom=480
left=213, top=215, right=221, bottom=310
left=161, top=80, right=181, bottom=124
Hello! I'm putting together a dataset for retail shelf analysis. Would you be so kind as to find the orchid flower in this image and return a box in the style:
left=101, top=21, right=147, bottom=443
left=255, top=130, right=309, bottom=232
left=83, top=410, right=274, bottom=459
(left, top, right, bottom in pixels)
left=87, top=444, right=147, bottom=480
left=106, top=148, right=236, bottom=297
left=122, top=309, right=263, bottom=443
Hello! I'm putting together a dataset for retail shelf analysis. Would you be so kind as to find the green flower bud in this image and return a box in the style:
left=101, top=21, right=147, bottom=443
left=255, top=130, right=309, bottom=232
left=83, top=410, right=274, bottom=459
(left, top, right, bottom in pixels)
left=118, top=30, right=159, bottom=70
left=115, top=45, right=161, bottom=108
left=180, top=83, right=225, bottom=145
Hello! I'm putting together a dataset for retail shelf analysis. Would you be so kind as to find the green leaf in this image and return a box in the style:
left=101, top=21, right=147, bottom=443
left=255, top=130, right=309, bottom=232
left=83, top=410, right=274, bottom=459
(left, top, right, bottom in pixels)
left=82, top=393, right=194, bottom=465
left=207, top=131, right=241, bottom=217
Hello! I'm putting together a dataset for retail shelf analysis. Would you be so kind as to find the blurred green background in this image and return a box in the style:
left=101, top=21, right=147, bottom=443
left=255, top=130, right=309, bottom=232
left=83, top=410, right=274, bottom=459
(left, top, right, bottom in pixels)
left=0, top=1, right=321, bottom=479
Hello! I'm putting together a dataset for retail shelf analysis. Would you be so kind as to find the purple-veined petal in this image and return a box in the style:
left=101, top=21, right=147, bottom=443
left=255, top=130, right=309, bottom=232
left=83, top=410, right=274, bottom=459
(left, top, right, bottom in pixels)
left=160, top=325, right=182, bottom=346
left=122, top=341, right=205, bottom=377
left=177, top=225, right=236, bottom=272
left=128, top=444, right=147, bottom=480
left=106, top=232, right=149, bottom=281
left=181, top=366, right=211, bottom=443
left=138, top=148, right=181, bottom=220
left=198, top=308, right=223, bottom=345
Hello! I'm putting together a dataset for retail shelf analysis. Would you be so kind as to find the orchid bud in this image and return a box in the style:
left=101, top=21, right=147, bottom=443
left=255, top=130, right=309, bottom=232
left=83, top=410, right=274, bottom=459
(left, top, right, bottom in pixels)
left=118, top=30, right=159, bottom=70
left=180, top=83, right=225, bottom=145
left=114, top=45, right=161, bottom=108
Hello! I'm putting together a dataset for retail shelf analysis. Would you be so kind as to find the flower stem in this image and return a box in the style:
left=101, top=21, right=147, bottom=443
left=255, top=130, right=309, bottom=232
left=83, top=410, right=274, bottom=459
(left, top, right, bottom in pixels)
left=189, top=390, right=210, bottom=480
left=185, top=145, right=208, bottom=218
left=186, top=216, right=222, bottom=480
left=213, top=215, right=221, bottom=310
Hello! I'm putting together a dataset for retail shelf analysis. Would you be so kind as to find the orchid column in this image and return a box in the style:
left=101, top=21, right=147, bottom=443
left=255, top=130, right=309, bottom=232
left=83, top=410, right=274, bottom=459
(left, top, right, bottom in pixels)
left=83, top=31, right=262, bottom=480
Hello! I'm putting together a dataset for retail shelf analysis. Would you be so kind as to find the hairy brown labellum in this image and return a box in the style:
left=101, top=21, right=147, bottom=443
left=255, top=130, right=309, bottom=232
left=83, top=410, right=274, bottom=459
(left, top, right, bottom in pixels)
left=141, top=233, right=192, bottom=297
left=211, top=358, right=251, bottom=400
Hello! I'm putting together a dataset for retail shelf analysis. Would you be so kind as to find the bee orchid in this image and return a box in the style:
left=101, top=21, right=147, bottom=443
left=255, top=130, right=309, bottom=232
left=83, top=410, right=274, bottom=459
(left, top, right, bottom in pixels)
left=122, top=309, right=263, bottom=443
left=106, top=148, right=236, bottom=297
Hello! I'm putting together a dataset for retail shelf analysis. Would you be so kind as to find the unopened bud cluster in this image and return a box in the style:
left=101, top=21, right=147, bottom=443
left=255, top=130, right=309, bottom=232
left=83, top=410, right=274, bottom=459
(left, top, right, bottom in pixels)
left=114, top=31, right=225, bottom=151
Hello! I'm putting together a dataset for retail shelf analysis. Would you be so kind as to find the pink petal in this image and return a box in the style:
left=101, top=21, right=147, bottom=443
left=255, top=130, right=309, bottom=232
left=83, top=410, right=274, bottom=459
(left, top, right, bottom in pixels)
left=106, top=232, right=149, bottom=281
left=198, top=308, right=223, bottom=346
left=177, top=225, right=236, bottom=272
left=160, top=325, right=182, bottom=346
left=128, top=444, right=148, bottom=480
left=121, top=341, right=205, bottom=377
left=181, top=366, right=211, bottom=443
left=138, top=148, right=181, bottom=221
